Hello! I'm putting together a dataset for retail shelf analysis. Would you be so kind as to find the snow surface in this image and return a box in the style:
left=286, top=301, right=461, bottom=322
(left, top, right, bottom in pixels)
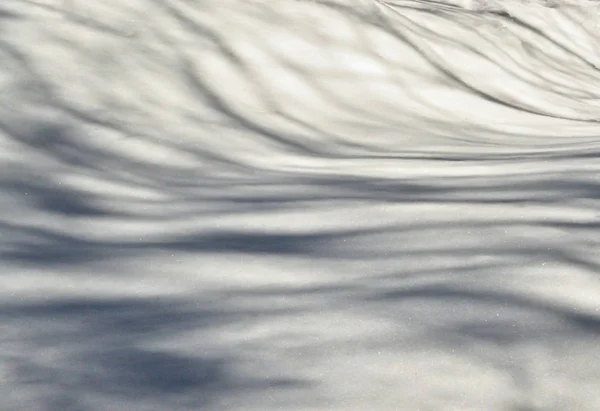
left=1, top=0, right=600, bottom=409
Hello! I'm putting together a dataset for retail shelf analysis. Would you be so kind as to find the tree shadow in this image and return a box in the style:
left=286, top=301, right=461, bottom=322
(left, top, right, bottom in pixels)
left=1, top=0, right=600, bottom=409
left=0, top=297, right=312, bottom=411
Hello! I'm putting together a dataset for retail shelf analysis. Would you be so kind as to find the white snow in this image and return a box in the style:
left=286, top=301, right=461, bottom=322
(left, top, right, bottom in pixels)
left=1, top=0, right=600, bottom=409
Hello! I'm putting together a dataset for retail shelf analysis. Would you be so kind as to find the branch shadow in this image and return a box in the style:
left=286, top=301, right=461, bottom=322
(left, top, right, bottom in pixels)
left=1, top=0, right=600, bottom=410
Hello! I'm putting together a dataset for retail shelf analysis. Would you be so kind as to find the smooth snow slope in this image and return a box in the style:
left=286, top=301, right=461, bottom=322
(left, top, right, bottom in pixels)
left=1, top=0, right=600, bottom=410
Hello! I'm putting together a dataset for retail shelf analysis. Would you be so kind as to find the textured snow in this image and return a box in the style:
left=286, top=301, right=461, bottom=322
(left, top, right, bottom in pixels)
left=1, top=0, right=600, bottom=410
